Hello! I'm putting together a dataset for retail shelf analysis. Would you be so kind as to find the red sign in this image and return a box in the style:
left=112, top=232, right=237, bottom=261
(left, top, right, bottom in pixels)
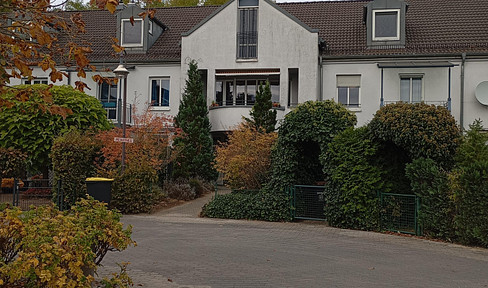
left=114, top=137, right=134, bottom=143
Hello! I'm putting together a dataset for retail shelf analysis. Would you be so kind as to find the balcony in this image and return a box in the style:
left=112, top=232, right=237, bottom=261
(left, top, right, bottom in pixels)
left=101, top=102, right=133, bottom=125
left=383, top=100, right=448, bottom=108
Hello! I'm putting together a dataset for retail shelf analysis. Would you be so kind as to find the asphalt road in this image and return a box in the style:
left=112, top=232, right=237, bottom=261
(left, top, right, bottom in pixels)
left=97, top=193, right=488, bottom=288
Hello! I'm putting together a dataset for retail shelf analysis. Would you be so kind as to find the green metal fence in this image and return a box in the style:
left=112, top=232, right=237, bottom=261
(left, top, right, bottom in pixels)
left=289, top=185, right=326, bottom=221
left=1, top=179, right=65, bottom=211
left=380, top=193, right=421, bottom=235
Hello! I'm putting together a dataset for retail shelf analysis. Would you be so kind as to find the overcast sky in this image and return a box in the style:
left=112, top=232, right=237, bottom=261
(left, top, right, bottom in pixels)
left=51, top=0, right=328, bottom=7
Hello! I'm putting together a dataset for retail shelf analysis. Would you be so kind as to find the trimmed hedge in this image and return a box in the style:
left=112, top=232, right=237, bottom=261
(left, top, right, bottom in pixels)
left=201, top=190, right=292, bottom=222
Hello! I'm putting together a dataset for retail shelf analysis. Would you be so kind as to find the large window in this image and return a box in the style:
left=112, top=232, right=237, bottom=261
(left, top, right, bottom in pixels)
left=98, top=80, right=118, bottom=119
left=373, top=9, right=400, bottom=41
left=336, top=75, right=360, bottom=108
left=151, top=78, right=170, bottom=107
left=237, top=0, right=258, bottom=59
left=215, top=76, right=278, bottom=106
left=22, top=78, right=48, bottom=85
left=400, top=76, right=422, bottom=103
left=121, top=19, right=143, bottom=47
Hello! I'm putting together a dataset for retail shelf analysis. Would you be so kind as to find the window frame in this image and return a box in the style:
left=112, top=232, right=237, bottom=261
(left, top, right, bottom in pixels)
left=121, top=18, right=144, bottom=47
left=336, top=75, right=361, bottom=110
left=237, top=7, right=258, bottom=60
left=372, top=9, right=400, bottom=41
left=215, top=76, right=278, bottom=107
left=400, top=74, right=424, bottom=103
left=149, top=77, right=170, bottom=109
left=22, top=77, right=48, bottom=85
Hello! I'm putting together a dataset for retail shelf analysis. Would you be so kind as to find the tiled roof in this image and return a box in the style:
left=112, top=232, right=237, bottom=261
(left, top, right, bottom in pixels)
left=278, top=0, right=488, bottom=57
left=64, top=6, right=218, bottom=63
left=66, top=0, right=488, bottom=63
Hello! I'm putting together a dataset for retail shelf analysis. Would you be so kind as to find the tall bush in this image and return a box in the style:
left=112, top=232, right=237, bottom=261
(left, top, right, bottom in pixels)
left=215, top=123, right=277, bottom=190
left=323, top=127, right=384, bottom=230
left=173, top=60, right=218, bottom=182
left=268, top=100, right=356, bottom=192
left=453, top=120, right=488, bottom=247
left=51, top=130, right=101, bottom=207
left=0, top=85, right=111, bottom=175
left=405, top=158, right=455, bottom=240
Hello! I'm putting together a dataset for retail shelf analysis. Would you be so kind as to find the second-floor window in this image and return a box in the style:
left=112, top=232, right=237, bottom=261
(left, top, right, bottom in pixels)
left=373, top=9, right=400, bottom=41
left=22, top=77, right=48, bottom=85
left=400, top=76, right=423, bottom=103
left=337, top=75, right=360, bottom=108
left=151, top=78, right=170, bottom=107
left=237, top=0, right=258, bottom=59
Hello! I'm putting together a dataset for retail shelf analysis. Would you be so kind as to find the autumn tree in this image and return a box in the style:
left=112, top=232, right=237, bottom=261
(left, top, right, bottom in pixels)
left=173, top=60, right=218, bottom=182
left=215, top=123, right=277, bottom=190
left=245, top=80, right=277, bottom=133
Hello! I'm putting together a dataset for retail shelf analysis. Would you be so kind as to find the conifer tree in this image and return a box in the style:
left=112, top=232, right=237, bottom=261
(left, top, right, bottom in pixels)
left=173, top=60, right=218, bottom=181
left=246, top=80, right=277, bottom=133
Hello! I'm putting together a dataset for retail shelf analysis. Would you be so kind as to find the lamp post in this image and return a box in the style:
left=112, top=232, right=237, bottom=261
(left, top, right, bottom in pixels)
left=113, top=63, right=129, bottom=174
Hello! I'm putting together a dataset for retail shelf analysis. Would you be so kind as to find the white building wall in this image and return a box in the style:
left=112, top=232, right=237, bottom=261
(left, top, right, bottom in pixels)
left=462, top=58, right=488, bottom=130
left=181, top=0, right=318, bottom=132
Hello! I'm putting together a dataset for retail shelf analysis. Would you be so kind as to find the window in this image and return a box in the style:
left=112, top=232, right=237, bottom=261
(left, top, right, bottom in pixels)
left=215, top=76, right=278, bottom=107
left=237, top=0, right=258, bottom=59
left=336, top=75, right=360, bottom=108
left=98, top=81, right=118, bottom=119
left=373, top=9, right=400, bottom=41
left=121, top=19, right=143, bottom=47
left=22, top=78, right=48, bottom=85
left=148, top=20, right=153, bottom=35
left=151, top=78, right=170, bottom=107
left=400, top=76, right=422, bottom=103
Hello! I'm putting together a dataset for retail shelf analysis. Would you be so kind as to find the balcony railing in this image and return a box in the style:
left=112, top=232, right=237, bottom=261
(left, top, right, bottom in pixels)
left=101, top=102, right=132, bottom=125
left=383, top=100, right=448, bottom=108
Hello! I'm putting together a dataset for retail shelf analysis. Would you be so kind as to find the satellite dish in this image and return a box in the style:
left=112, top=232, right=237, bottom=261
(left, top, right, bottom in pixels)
left=475, top=81, right=488, bottom=106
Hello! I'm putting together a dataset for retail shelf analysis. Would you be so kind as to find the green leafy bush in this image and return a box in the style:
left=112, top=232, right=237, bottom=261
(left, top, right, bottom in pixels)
left=323, top=127, right=384, bottom=230
left=51, top=130, right=101, bottom=207
left=268, top=100, right=356, bottom=192
left=0, top=85, right=112, bottom=174
left=0, top=197, right=134, bottom=287
left=453, top=120, right=488, bottom=247
left=201, top=190, right=292, bottom=222
left=111, top=164, right=161, bottom=214
left=368, top=102, right=461, bottom=169
left=405, top=158, right=455, bottom=240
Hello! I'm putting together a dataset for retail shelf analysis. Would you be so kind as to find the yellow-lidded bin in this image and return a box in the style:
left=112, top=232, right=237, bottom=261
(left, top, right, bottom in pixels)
left=86, top=177, right=114, bottom=205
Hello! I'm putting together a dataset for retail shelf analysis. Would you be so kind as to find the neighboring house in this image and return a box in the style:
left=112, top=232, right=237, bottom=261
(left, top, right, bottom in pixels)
left=11, top=0, right=488, bottom=138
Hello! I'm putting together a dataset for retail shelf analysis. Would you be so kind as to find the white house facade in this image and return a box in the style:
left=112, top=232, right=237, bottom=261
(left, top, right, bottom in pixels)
left=9, top=0, right=488, bottom=136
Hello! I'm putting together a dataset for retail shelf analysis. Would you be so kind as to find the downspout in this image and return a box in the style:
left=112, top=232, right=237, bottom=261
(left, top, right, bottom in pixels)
left=319, top=55, right=323, bottom=101
left=380, top=68, right=384, bottom=107
left=460, top=53, right=466, bottom=131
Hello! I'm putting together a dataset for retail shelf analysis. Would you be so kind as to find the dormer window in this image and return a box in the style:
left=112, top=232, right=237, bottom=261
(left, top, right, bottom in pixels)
left=365, top=0, right=407, bottom=48
left=373, top=9, right=400, bottom=41
left=121, top=18, right=143, bottom=47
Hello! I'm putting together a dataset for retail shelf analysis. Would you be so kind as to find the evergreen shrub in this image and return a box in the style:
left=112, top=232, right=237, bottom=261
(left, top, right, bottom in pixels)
left=323, top=127, right=384, bottom=230
left=268, top=100, right=356, bottom=192
left=405, top=158, right=455, bottom=240
left=201, top=190, right=291, bottom=222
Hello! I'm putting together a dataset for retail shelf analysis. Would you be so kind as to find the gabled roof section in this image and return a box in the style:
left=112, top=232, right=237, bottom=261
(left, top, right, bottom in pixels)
left=182, top=0, right=318, bottom=37
left=278, top=0, right=488, bottom=57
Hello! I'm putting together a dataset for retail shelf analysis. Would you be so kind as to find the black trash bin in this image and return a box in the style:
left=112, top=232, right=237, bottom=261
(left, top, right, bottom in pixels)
left=85, top=177, right=114, bottom=205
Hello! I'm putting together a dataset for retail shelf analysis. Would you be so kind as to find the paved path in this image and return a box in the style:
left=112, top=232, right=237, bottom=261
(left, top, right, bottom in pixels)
left=97, top=189, right=488, bottom=288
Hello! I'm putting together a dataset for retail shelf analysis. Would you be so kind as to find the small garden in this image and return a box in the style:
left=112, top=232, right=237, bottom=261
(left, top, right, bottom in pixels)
left=203, top=90, right=488, bottom=248
left=0, top=61, right=218, bottom=286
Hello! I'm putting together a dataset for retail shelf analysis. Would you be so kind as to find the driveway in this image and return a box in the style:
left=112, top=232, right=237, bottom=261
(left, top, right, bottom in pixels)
left=98, top=189, right=488, bottom=288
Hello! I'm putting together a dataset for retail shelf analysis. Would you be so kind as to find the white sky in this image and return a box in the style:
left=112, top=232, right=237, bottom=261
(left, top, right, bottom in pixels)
left=51, top=0, right=329, bottom=7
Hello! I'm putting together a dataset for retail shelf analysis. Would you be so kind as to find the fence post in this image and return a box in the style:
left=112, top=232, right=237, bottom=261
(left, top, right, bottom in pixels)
left=57, top=180, right=63, bottom=211
left=379, top=192, right=383, bottom=232
left=13, top=179, right=18, bottom=207
left=415, top=196, right=421, bottom=236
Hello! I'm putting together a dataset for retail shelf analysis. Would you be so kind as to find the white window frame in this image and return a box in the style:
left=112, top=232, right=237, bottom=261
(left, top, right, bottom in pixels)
left=22, top=77, right=48, bottom=85
left=336, top=75, right=361, bottom=111
left=400, top=74, right=424, bottom=103
left=148, top=20, right=153, bottom=35
left=149, top=77, right=170, bottom=110
left=121, top=18, right=144, bottom=47
left=372, top=9, right=400, bottom=41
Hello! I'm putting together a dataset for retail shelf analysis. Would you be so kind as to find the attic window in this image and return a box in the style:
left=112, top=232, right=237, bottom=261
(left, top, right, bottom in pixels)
left=373, top=9, right=400, bottom=41
left=121, top=18, right=143, bottom=47
left=148, top=20, right=153, bottom=35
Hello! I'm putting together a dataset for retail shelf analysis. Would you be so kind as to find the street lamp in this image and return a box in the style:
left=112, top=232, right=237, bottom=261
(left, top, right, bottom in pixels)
left=113, top=63, right=129, bottom=174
